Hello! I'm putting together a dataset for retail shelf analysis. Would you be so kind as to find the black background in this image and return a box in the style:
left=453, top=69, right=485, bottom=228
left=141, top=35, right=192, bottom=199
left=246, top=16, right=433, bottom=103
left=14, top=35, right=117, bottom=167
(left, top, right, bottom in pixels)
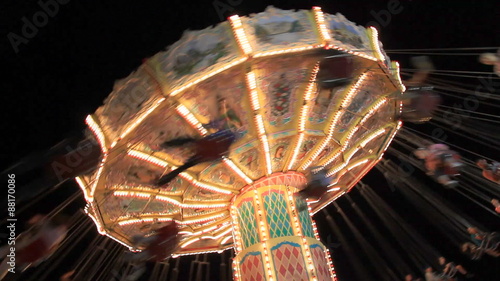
left=1, top=0, right=499, bottom=280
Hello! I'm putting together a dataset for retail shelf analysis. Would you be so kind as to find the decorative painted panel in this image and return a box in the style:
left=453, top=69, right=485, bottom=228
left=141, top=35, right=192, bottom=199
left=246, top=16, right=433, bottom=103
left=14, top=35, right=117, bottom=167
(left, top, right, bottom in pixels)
left=270, top=136, right=292, bottom=172
left=296, top=198, right=315, bottom=238
left=310, top=244, right=332, bottom=281
left=95, top=65, right=162, bottom=139
left=199, top=162, right=246, bottom=190
left=237, top=200, right=261, bottom=249
left=240, top=251, right=266, bottom=281
left=326, top=13, right=371, bottom=52
left=242, top=7, right=320, bottom=53
left=263, top=192, right=294, bottom=238
left=148, top=22, right=241, bottom=92
left=271, top=241, right=309, bottom=280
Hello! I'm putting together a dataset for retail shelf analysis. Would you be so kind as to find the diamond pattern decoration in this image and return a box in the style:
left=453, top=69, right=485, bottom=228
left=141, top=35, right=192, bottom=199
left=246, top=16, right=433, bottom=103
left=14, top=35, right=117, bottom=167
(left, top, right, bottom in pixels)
left=296, top=198, right=314, bottom=238
left=310, top=245, right=332, bottom=281
left=264, top=193, right=294, bottom=238
left=86, top=6, right=401, bottom=256
left=238, top=201, right=261, bottom=248
left=240, top=252, right=265, bottom=281
left=272, top=242, right=309, bottom=280
left=253, top=173, right=306, bottom=189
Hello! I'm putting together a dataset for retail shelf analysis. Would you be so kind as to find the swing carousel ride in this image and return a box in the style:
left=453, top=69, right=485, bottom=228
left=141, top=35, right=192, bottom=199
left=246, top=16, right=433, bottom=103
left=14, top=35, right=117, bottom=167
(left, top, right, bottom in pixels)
left=4, top=2, right=500, bottom=281
left=78, top=6, right=402, bottom=280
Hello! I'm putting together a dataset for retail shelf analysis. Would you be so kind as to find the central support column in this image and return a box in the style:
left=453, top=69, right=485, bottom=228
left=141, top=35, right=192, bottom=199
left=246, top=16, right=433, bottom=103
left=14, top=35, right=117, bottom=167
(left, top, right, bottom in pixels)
left=230, top=173, right=336, bottom=281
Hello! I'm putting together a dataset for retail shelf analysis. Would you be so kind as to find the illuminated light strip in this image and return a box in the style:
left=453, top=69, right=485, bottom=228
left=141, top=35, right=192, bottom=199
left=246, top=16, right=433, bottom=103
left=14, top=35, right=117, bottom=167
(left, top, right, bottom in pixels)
left=326, top=150, right=358, bottom=177
left=253, top=45, right=318, bottom=58
left=229, top=15, right=253, bottom=55
left=251, top=189, right=274, bottom=280
left=111, top=185, right=179, bottom=196
left=325, top=248, right=337, bottom=280
left=253, top=189, right=268, bottom=242
left=300, top=64, right=320, bottom=131
left=222, top=157, right=253, bottom=184
left=230, top=206, right=243, bottom=252
left=171, top=245, right=234, bottom=257
left=179, top=211, right=228, bottom=224
left=87, top=206, right=136, bottom=252
left=181, top=220, right=231, bottom=236
left=302, top=237, right=318, bottom=280
left=233, top=255, right=241, bottom=281
left=347, top=159, right=369, bottom=171
left=262, top=241, right=274, bottom=280
left=116, top=97, right=166, bottom=146
left=311, top=190, right=346, bottom=216
left=328, top=157, right=375, bottom=196
left=327, top=139, right=377, bottom=177
left=253, top=188, right=274, bottom=280
left=319, top=124, right=361, bottom=168
left=85, top=205, right=106, bottom=235
left=359, top=128, right=387, bottom=148
left=255, top=114, right=266, bottom=134
left=113, top=190, right=228, bottom=209
left=170, top=58, right=247, bottom=97
left=75, top=177, right=91, bottom=201
left=118, top=217, right=172, bottom=226
left=89, top=154, right=108, bottom=201
left=246, top=72, right=272, bottom=175
left=287, top=133, right=305, bottom=171
left=327, top=125, right=382, bottom=174
left=85, top=115, right=108, bottom=153
left=157, top=195, right=228, bottom=209
left=300, top=73, right=369, bottom=170
left=311, top=220, right=321, bottom=240
left=127, top=149, right=234, bottom=195
left=118, top=212, right=228, bottom=227
left=378, top=121, right=402, bottom=160
left=179, top=224, right=219, bottom=235
left=313, top=7, right=332, bottom=43
left=105, top=233, right=135, bottom=250
left=327, top=187, right=340, bottom=192
left=320, top=98, right=388, bottom=168
left=319, top=141, right=345, bottom=169
left=327, top=148, right=376, bottom=176
left=285, top=187, right=317, bottom=279
left=368, top=27, right=385, bottom=62
left=343, top=126, right=360, bottom=145
left=360, top=98, right=387, bottom=124
left=200, top=226, right=232, bottom=240
left=339, top=75, right=370, bottom=109
left=176, top=104, right=208, bottom=136
left=286, top=187, right=303, bottom=236
left=286, top=64, right=320, bottom=170
left=325, top=45, right=378, bottom=61
left=221, top=235, right=232, bottom=244
left=393, top=61, right=406, bottom=92
left=180, top=237, right=200, bottom=248
left=129, top=212, right=177, bottom=217
left=127, top=150, right=168, bottom=167
left=181, top=173, right=234, bottom=195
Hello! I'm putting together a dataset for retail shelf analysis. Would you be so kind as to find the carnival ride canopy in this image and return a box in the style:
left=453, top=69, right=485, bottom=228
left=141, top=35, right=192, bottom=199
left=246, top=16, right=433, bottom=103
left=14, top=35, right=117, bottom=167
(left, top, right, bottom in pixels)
left=79, top=7, right=404, bottom=255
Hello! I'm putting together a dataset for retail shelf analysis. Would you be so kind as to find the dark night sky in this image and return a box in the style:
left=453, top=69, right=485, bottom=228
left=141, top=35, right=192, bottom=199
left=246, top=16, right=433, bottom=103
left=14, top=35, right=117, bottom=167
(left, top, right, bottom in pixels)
left=1, top=0, right=499, bottom=280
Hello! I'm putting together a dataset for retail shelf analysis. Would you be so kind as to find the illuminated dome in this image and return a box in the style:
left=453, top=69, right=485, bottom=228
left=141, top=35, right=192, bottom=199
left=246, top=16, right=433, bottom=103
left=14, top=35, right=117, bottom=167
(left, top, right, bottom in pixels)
left=78, top=6, right=403, bottom=268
